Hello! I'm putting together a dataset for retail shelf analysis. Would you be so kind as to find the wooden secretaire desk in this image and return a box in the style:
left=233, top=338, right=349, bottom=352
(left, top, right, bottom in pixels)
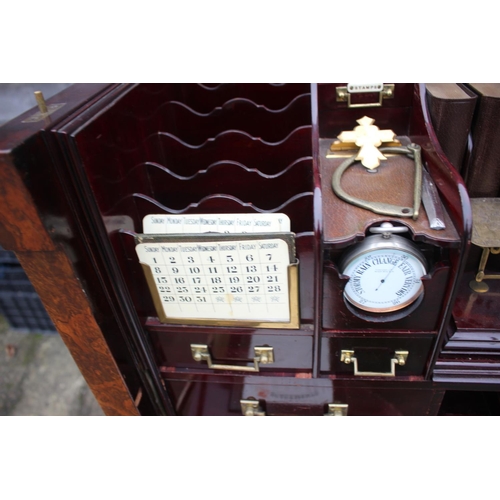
left=1, top=84, right=498, bottom=415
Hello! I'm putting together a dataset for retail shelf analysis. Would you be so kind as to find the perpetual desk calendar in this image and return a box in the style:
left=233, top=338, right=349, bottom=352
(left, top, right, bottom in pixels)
left=135, top=214, right=300, bottom=329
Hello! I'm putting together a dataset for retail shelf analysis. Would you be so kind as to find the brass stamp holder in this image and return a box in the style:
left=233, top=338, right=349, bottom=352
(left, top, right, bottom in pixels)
left=336, top=84, right=395, bottom=109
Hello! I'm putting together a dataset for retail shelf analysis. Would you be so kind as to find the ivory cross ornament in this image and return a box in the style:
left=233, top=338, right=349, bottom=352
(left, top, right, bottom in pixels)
left=336, top=116, right=396, bottom=170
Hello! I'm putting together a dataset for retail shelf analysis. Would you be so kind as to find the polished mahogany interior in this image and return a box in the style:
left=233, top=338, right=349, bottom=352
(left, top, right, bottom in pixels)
left=1, top=83, right=496, bottom=415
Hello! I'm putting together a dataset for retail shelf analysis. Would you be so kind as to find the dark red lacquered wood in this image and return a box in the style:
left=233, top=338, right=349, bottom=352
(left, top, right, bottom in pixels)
left=61, top=84, right=318, bottom=406
left=320, top=334, right=436, bottom=378
left=95, top=157, right=314, bottom=213
left=151, top=95, right=312, bottom=145
left=162, top=373, right=444, bottom=416
left=434, top=325, right=500, bottom=387
left=433, top=275, right=500, bottom=386
left=419, top=80, right=500, bottom=388
left=147, top=328, right=313, bottom=373
left=414, top=83, right=473, bottom=379
left=107, top=192, right=315, bottom=234
left=0, top=83, right=491, bottom=415
left=82, top=126, right=313, bottom=184
left=310, top=83, right=323, bottom=378
left=50, top=90, right=177, bottom=415
left=69, top=86, right=311, bottom=153
left=136, top=83, right=311, bottom=113
left=314, top=84, right=472, bottom=390
left=67, top=84, right=315, bottom=239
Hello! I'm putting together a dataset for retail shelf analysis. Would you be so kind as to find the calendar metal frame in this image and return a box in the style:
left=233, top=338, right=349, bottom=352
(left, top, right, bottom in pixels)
left=135, top=232, right=300, bottom=329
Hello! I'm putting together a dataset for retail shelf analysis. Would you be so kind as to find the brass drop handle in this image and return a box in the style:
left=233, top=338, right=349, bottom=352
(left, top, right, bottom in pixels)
left=191, top=344, right=274, bottom=372
left=331, top=144, right=422, bottom=220
left=240, top=399, right=266, bottom=416
left=340, top=349, right=408, bottom=377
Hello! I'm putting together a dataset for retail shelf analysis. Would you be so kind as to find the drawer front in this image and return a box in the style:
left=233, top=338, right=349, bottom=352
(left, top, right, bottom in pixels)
left=165, top=377, right=328, bottom=416
left=150, top=330, right=313, bottom=372
left=163, top=375, right=443, bottom=416
left=320, top=335, right=435, bottom=377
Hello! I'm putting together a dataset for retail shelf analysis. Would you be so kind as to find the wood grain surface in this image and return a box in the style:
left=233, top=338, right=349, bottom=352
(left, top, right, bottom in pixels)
left=0, top=123, right=139, bottom=416
left=16, top=250, right=139, bottom=416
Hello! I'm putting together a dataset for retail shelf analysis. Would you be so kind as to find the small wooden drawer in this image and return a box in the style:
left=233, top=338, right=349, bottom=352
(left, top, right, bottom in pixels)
left=162, top=374, right=444, bottom=416
left=149, top=329, right=313, bottom=373
left=162, top=375, right=328, bottom=416
left=320, top=335, right=435, bottom=378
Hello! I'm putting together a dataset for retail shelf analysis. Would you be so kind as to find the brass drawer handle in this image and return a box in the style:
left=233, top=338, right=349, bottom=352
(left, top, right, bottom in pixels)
left=324, top=403, right=348, bottom=416
left=240, top=399, right=266, bottom=416
left=340, top=349, right=408, bottom=377
left=190, top=344, right=274, bottom=372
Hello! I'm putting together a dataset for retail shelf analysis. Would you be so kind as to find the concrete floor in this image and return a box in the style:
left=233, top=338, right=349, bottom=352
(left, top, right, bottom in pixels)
left=0, top=316, right=103, bottom=416
left=0, top=83, right=104, bottom=416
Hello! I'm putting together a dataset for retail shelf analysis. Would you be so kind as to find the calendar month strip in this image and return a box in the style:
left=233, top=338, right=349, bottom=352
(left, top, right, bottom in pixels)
left=143, top=213, right=291, bottom=235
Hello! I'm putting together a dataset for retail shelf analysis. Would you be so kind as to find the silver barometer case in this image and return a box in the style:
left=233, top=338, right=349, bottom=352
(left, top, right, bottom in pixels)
left=338, top=224, right=428, bottom=316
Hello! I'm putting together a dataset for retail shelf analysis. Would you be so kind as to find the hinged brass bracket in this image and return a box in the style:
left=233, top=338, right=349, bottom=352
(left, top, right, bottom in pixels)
left=336, top=84, right=395, bottom=108
left=240, top=399, right=266, bottom=416
left=340, top=349, right=409, bottom=377
left=191, top=344, right=274, bottom=372
left=324, top=403, right=348, bottom=416
left=331, top=144, right=423, bottom=220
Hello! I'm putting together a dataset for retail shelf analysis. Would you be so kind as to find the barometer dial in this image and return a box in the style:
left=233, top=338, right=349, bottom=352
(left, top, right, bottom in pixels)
left=339, top=231, right=428, bottom=314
